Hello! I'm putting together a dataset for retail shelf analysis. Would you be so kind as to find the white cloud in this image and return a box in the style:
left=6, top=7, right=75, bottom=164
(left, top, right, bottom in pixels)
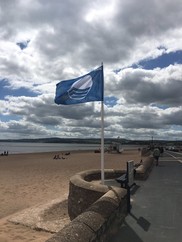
left=0, top=0, right=182, bottom=140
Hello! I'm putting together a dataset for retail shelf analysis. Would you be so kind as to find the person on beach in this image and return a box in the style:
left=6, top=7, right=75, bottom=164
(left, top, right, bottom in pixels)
left=153, top=147, right=160, bottom=166
left=53, top=154, right=61, bottom=159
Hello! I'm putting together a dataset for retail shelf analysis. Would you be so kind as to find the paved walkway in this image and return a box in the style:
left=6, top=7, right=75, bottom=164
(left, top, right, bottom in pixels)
left=111, top=153, right=182, bottom=242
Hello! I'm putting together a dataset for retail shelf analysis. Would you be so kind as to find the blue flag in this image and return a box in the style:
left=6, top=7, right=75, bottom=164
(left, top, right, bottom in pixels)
left=55, top=66, right=103, bottom=105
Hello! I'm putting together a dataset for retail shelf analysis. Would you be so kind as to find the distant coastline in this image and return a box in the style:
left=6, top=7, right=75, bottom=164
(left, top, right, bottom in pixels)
left=0, top=137, right=181, bottom=146
left=0, top=137, right=127, bottom=144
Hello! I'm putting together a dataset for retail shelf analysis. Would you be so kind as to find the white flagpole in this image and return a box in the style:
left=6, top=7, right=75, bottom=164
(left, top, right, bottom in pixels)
left=101, top=63, right=105, bottom=184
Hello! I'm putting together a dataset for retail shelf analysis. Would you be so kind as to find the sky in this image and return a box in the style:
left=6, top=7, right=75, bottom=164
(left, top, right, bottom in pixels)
left=0, top=0, right=182, bottom=141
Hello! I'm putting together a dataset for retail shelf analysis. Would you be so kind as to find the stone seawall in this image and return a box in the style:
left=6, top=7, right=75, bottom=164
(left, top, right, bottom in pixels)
left=46, top=186, right=127, bottom=242
left=135, top=156, right=154, bottom=180
left=46, top=157, right=154, bottom=242
left=68, top=169, right=126, bottom=220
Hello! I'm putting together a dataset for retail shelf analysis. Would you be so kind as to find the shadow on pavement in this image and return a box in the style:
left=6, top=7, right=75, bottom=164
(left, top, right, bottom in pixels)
left=130, top=184, right=140, bottom=195
left=110, top=212, right=150, bottom=242
left=111, top=221, right=143, bottom=242
left=129, top=212, right=151, bottom=231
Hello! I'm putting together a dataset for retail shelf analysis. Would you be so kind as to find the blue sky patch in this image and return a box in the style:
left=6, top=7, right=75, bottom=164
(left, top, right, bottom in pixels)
left=0, top=79, right=38, bottom=99
left=104, top=96, right=118, bottom=107
left=132, top=50, right=182, bottom=70
left=16, top=40, right=30, bottom=50
left=151, top=104, right=169, bottom=110
left=0, top=115, right=21, bottom=122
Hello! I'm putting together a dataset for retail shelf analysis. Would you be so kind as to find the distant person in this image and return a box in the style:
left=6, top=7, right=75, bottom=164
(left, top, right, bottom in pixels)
left=153, top=148, right=160, bottom=166
left=159, top=147, right=164, bottom=156
left=53, top=154, right=61, bottom=159
left=65, top=152, right=70, bottom=155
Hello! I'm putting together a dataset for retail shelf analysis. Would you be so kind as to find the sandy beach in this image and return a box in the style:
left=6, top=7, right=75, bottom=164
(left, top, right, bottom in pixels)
left=0, top=149, right=142, bottom=242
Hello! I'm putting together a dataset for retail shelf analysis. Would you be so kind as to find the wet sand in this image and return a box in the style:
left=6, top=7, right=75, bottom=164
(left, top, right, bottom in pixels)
left=0, top=149, right=142, bottom=242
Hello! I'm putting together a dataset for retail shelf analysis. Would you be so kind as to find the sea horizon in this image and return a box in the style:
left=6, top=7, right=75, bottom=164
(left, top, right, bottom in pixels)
left=0, top=142, right=140, bottom=155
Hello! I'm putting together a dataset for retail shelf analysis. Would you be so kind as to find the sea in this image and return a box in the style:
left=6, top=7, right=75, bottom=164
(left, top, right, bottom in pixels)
left=0, top=142, right=140, bottom=155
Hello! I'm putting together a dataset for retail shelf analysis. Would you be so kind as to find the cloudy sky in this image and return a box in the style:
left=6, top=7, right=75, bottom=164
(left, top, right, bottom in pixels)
left=0, top=0, right=182, bottom=141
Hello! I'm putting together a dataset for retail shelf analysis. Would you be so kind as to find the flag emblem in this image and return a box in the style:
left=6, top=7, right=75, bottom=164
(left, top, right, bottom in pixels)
left=68, top=75, right=93, bottom=100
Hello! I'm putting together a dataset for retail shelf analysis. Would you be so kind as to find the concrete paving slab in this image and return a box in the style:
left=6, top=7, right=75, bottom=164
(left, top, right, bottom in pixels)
left=111, top=156, right=182, bottom=242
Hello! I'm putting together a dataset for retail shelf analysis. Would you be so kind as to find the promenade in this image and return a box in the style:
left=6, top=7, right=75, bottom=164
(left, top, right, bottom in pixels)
left=111, top=151, right=182, bottom=242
